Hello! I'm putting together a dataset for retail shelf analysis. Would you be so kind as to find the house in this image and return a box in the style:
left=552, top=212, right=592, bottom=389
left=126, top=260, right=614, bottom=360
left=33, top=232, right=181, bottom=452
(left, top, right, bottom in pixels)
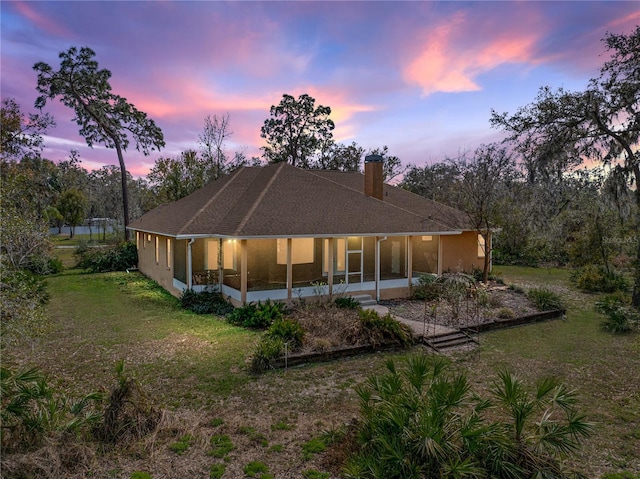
left=128, top=155, right=489, bottom=306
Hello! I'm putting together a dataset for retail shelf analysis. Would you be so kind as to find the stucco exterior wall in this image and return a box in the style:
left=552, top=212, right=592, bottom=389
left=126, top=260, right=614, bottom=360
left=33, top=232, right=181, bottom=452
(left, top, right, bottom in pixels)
left=440, top=231, right=487, bottom=273
left=135, top=232, right=180, bottom=296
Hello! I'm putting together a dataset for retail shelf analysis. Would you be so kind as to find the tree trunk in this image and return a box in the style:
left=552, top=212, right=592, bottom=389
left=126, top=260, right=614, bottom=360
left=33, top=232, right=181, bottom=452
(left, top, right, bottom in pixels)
left=115, top=141, right=130, bottom=241
left=632, top=174, right=640, bottom=309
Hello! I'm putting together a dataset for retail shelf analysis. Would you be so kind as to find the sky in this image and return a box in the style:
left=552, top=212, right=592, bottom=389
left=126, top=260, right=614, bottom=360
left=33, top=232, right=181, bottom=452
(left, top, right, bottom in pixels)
left=1, top=1, right=639, bottom=177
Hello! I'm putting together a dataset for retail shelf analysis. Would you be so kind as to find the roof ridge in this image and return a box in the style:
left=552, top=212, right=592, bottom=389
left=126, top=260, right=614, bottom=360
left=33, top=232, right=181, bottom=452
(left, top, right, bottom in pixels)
left=232, top=162, right=285, bottom=236
left=177, top=167, right=244, bottom=236
left=307, top=169, right=454, bottom=230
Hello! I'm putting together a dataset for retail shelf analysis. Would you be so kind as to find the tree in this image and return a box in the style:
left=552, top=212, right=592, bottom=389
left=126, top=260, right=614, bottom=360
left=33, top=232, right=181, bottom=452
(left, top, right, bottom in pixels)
left=199, top=113, right=232, bottom=181
left=260, top=93, right=335, bottom=167
left=57, top=188, right=88, bottom=238
left=148, top=150, right=209, bottom=203
left=491, top=26, right=640, bottom=307
left=400, top=162, right=459, bottom=202
left=451, top=144, right=516, bottom=283
left=367, top=145, right=405, bottom=181
left=316, top=141, right=364, bottom=171
left=33, top=46, right=165, bottom=240
left=0, top=98, right=54, bottom=161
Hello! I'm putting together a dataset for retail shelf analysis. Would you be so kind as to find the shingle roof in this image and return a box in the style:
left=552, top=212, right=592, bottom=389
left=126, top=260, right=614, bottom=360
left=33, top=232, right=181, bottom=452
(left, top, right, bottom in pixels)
left=128, top=163, right=473, bottom=238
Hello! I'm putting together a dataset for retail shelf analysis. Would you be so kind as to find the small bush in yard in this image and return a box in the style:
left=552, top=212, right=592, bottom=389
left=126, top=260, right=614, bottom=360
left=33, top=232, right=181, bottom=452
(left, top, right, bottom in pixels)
left=571, top=265, right=628, bottom=293
left=76, top=241, right=138, bottom=273
left=357, top=309, right=413, bottom=347
left=334, top=296, right=360, bottom=309
left=130, top=472, right=152, bottom=479
left=412, top=274, right=440, bottom=301
left=596, top=295, right=640, bottom=334
left=266, top=318, right=304, bottom=348
left=180, top=289, right=233, bottom=315
left=250, top=337, right=284, bottom=373
left=526, top=287, right=565, bottom=311
left=228, top=300, right=286, bottom=329
left=497, top=307, right=515, bottom=319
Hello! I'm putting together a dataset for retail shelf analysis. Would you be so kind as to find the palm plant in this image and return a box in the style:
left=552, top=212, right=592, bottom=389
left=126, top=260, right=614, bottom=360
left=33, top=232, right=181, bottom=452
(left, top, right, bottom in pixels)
left=486, top=370, right=594, bottom=477
left=345, top=356, right=594, bottom=479
left=345, top=355, right=488, bottom=478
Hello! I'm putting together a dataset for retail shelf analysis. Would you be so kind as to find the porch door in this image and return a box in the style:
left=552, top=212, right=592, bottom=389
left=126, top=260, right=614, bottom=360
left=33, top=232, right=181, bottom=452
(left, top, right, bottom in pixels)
left=346, top=236, right=363, bottom=284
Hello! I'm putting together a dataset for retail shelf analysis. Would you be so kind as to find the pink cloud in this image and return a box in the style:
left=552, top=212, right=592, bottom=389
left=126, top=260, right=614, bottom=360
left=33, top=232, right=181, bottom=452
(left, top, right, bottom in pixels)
left=403, top=11, right=541, bottom=96
left=13, top=1, right=72, bottom=38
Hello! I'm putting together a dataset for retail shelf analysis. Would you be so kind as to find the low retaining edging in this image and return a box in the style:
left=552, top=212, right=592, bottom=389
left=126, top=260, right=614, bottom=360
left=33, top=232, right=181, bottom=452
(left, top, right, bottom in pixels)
left=461, top=309, right=566, bottom=333
left=267, top=309, right=566, bottom=370
left=270, top=342, right=408, bottom=369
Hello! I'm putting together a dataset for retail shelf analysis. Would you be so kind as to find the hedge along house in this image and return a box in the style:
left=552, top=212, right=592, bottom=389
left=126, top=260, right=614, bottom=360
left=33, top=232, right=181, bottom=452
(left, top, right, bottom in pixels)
left=128, top=155, right=490, bottom=306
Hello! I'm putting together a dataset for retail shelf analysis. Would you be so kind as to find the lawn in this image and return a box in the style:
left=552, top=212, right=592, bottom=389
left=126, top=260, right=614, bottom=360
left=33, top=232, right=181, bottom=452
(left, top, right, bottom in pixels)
left=2, top=266, right=639, bottom=478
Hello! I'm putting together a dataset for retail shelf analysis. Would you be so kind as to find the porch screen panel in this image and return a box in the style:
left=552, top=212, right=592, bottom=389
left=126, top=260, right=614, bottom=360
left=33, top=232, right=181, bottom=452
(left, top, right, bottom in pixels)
left=411, top=235, right=439, bottom=276
left=291, top=238, right=323, bottom=287
left=173, top=239, right=187, bottom=283
left=246, top=239, right=286, bottom=291
left=380, top=236, right=407, bottom=280
left=222, top=239, right=240, bottom=290
left=206, top=239, right=219, bottom=270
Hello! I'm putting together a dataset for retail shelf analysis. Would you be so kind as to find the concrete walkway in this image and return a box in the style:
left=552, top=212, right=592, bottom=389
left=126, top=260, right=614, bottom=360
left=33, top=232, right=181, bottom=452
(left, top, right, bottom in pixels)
left=363, top=304, right=457, bottom=339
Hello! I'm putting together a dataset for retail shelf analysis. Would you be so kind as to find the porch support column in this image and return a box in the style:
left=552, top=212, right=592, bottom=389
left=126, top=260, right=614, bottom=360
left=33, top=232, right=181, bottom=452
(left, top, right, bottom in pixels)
left=407, top=236, right=413, bottom=293
left=218, top=239, right=223, bottom=287
left=286, top=238, right=293, bottom=300
left=437, top=236, right=443, bottom=275
left=327, top=238, right=334, bottom=297
left=187, top=238, right=194, bottom=289
left=240, top=239, right=248, bottom=304
left=375, top=236, right=387, bottom=302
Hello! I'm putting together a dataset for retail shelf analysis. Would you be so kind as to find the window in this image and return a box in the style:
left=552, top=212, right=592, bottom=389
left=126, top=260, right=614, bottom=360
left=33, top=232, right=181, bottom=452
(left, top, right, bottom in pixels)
left=276, top=238, right=314, bottom=265
left=206, top=239, right=219, bottom=270
left=223, top=239, right=236, bottom=270
left=155, top=236, right=159, bottom=263
left=477, top=234, right=486, bottom=258
left=166, top=238, right=172, bottom=268
left=421, top=235, right=433, bottom=241
left=136, top=232, right=140, bottom=249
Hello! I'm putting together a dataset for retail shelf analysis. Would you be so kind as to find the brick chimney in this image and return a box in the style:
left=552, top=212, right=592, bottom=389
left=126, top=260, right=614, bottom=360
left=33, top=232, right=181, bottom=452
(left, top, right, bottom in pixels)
left=364, top=154, right=384, bottom=200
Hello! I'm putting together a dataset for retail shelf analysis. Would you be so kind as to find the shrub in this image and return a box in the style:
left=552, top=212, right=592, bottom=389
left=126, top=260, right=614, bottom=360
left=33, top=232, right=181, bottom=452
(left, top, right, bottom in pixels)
left=0, top=366, right=102, bottom=452
left=24, top=253, right=64, bottom=275
left=412, top=274, right=440, bottom=301
left=76, top=241, right=138, bottom=273
left=526, top=287, right=565, bottom=311
left=92, top=360, right=160, bottom=444
left=334, top=296, right=360, bottom=309
left=596, top=295, right=640, bottom=334
left=266, top=318, right=304, bottom=349
left=571, top=265, right=628, bottom=293
left=227, top=300, right=286, bottom=329
left=497, top=307, right=515, bottom=319
left=345, top=354, right=593, bottom=479
left=180, top=289, right=233, bottom=316
left=357, top=309, right=413, bottom=347
left=250, top=336, right=285, bottom=373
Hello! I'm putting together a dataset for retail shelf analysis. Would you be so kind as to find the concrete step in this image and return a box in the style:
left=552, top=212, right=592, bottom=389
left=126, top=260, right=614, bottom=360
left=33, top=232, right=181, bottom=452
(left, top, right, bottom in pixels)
left=351, top=294, right=377, bottom=306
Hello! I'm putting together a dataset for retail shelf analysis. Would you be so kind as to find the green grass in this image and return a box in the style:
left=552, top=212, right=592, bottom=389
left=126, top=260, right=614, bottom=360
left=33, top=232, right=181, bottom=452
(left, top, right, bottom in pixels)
left=4, top=265, right=638, bottom=478
left=5, top=270, right=258, bottom=405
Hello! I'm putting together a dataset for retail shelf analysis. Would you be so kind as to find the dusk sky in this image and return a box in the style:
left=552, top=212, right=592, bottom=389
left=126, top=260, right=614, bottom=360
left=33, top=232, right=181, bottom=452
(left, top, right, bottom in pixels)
left=2, top=1, right=639, bottom=177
